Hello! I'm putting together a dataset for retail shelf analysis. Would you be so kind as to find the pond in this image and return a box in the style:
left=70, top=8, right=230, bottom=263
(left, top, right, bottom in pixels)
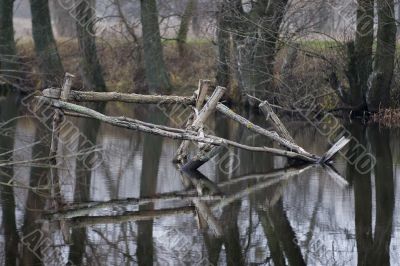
left=0, top=91, right=399, bottom=265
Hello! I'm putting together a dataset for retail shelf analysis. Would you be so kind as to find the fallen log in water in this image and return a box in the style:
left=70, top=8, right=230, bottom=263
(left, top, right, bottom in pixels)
left=34, top=75, right=353, bottom=239
left=44, top=85, right=321, bottom=164
left=43, top=87, right=195, bottom=105
left=216, top=103, right=317, bottom=161
left=36, top=96, right=317, bottom=162
left=259, top=100, right=296, bottom=143
left=38, top=76, right=351, bottom=170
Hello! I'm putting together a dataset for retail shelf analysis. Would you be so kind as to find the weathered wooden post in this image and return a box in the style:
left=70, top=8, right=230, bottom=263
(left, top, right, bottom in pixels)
left=195, top=79, right=211, bottom=110
left=173, top=80, right=211, bottom=163
left=48, top=73, right=75, bottom=243
left=174, top=82, right=224, bottom=164
left=49, top=73, right=75, bottom=160
left=49, top=73, right=75, bottom=201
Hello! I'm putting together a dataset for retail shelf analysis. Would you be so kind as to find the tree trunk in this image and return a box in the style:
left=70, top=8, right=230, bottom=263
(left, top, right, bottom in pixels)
left=346, top=0, right=374, bottom=109
left=216, top=0, right=239, bottom=102
left=75, top=0, right=107, bottom=92
left=50, top=0, right=76, bottom=38
left=398, top=1, right=400, bottom=33
left=20, top=125, right=50, bottom=265
left=68, top=118, right=100, bottom=265
left=0, top=93, right=20, bottom=266
left=0, top=0, right=18, bottom=81
left=137, top=110, right=164, bottom=266
left=140, top=0, right=171, bottom=94
left=368, top=126, right=394, bottom=266
left=255, top=0, right=288, bottom=100
left=177, top=0, right=197, bottom=57
left=331, top=0, right=396, bottom=112
left=280, top=43, right=299, bottom=86
left=317, top=0, right=333, bottom=34
left=29, top=0, right=64, bottom=87
left=191, top=5, right=200, bottom=36
left=232, top=0, right=288, bottom=105
left=367, top=0, right=396, bottom=111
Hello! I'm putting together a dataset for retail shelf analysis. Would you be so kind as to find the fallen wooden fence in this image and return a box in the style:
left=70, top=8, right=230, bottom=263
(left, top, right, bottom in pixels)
left=36, top=73, right=350, bottom=172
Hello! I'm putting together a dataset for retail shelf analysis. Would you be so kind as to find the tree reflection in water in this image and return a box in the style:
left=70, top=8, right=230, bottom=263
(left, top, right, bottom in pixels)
left=0, top=95, right=399, bottom=265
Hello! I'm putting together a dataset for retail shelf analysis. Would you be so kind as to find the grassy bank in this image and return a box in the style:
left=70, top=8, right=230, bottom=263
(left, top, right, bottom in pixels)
left=16, top=38, right=216, bottom=95
left=10, top=38, right=400, bottom=125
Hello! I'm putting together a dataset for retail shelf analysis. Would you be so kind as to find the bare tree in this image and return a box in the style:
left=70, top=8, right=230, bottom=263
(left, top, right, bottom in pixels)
left=227, top=0, right=289, bottom=105
left=0, top=94, right=19, bottom=266
left=140, top=0, right=171, bottom=94
left=50, top=0, right=77, bottom=38
left=177, top=0, right=198, bottom=56
left=0, top=0, right=18, bottom=83
left=215, top=1, right=231, bottom=90
left=329, top=0, right=396, bottom=112
left=75, top=0, right=107, bottom=92
left=367, top=0, right=396, bottom=111
left=332, top=0, right=374, bottom=109
left=29, top=0, right=64, bottom=86
left=350, top=0, right=374, bottom=109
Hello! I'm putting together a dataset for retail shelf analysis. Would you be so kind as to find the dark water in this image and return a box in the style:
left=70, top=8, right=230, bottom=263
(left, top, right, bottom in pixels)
left=0, top=91, right=399, bottom=265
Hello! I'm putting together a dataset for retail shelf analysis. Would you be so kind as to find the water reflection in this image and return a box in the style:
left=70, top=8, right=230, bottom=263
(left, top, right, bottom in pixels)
left=137, top=109, right=166, bottom=266
left=0, top=92, right=19, bottom=266
left=0, top=93, right=399, bottom=265
left=68, top=114, right=103, bottom=265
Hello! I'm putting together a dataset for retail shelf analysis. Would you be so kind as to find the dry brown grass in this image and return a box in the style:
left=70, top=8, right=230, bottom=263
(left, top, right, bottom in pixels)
left=15, top=38, right=216, bottom=94
left=370, top=108, right=400, bottom=127
left=13, top=38, right=400, bottom=127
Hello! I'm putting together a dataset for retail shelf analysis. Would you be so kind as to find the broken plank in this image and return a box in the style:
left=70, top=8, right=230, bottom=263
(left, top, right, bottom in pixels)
left=174, top=86, right=226, bottom=163
left=320, top=136, right=351, bottom=163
